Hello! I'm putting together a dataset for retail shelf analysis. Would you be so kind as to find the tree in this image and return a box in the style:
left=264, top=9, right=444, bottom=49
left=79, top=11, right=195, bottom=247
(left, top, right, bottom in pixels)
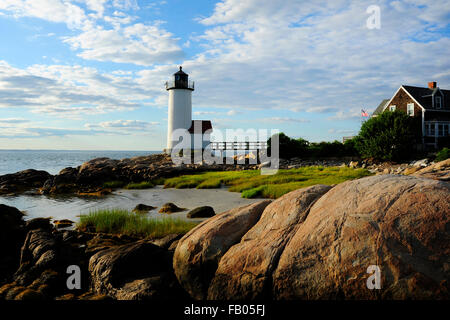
left=354, top=110, right=421, bottom=161
left=267, top=132, right=309, bottom=159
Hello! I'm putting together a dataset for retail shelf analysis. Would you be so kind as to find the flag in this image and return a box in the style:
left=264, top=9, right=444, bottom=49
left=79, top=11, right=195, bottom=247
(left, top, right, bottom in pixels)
left=361, top=109, right=369, bottom=117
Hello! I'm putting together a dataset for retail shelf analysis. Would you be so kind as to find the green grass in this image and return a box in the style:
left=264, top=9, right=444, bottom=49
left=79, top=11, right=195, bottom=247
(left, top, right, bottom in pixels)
left=164, top=166, right=373, bottom=199
left=103, top=178, right=166, bottom=190
left=77, top=208, right=198, bottom=238
left=124, top=181, right=155, bottom=189
left=103, top=181, right=126, bottom=188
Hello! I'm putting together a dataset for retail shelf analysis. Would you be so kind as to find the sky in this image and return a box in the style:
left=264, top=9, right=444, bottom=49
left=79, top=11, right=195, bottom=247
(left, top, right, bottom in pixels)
left=0, top=0, right=449, bottom=151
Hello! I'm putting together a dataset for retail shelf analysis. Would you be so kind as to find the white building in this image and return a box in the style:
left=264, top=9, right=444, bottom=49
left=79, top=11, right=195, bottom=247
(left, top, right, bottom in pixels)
left=164, top=67, right=212, bottom=153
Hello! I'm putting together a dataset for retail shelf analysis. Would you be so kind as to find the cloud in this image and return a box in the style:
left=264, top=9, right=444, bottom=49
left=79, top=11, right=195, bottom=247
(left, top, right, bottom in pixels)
left=257, top=117, right=310, bottom=123
left=0, top=0, right=89, bottom=29
left=86, top=120, right=159, bottom=131
left=0, top=61, right=154, bottom=118
left=63, top=23, right=184, bottom=65
left=0, top=118, right=30, bottom=124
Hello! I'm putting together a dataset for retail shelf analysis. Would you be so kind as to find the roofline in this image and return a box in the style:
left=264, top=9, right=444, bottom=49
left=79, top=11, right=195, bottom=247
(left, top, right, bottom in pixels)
left=382, top=86, right=426, bottom=112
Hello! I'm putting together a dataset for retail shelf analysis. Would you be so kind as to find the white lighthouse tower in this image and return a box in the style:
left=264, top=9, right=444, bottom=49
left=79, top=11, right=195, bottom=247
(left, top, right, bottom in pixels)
left=165, top=66, right=194, bottom=152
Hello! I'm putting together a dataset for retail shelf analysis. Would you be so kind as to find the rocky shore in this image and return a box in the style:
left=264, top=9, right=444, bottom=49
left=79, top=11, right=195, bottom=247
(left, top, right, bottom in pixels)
left=0, top=153, right=260, bottom=196
left=1, top=155, right=449, bottom=300
left=1, top=164, right=449, bottom=300
left=1, top=152, right=448, bottom=197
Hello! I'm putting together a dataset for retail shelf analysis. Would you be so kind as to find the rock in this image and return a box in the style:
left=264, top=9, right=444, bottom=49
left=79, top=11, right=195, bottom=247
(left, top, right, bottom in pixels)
left=173, top=200, right=271, bottom=300
left=0, top=169, right=52, bottom=195
left=273, top=175, right=450, bottom=299
left=412, top=158, right=429, bottom=167
left=14, top=228, right=58, bottom=286
left=403, top=167, right=420, bottom=175
left=349, top=161, right=359, bottom=168
left=258, top=161, right=271, bottom=169
left=150, top=234, right=183, bottom=250
left=89, top=240, right=186, bottom=300
left=132, top=204, right=156, bottom=213
left=158, top=202, right=185, bottom=214
left=25, top=217, right=53, bottom=231
left=412, top=159, right=450, bottom=181
left=53, top=219, right=74, bottom=229
left=208, top=185, right=332, bottom=300
left=0, top=204, right=26, bottom=283
left=187, top=206, right=215, bottom=218
left=14, top=288, right=45, bottom=300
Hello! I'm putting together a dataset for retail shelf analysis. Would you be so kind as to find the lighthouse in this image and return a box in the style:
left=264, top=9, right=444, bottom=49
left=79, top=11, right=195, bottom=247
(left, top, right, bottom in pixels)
left=165, top=67, right=212, bottom=153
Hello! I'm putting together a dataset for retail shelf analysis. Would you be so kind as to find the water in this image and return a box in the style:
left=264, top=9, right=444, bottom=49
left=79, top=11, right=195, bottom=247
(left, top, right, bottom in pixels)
left=0, top=186, right=262, bottom=222
left=0, top=150, right=160, bottom=175
left=0, top=150, right=263, bottom=222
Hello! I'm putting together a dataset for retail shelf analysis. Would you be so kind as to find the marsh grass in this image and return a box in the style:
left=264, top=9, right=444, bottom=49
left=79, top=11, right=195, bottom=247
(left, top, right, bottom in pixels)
left=103, top=181, right=126, bottom=188
left=164, top=166, right=372, bottom=199
left=103, top=178, right=166, bottom=190
left=124, top=181, right=155, bottom=189
left=77, top=208, right=198, bottom=238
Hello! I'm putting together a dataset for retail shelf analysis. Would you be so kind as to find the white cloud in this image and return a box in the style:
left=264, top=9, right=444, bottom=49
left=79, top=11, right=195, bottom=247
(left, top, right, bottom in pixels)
left=0, top=0, right=89, bottom=29
left=0, top=61, right=157, bottom=118
left=257, top=117, right=310, bottom=123
left=63, top=22, right=184, bottom=65
left=86, top=120, right=159, bottom=130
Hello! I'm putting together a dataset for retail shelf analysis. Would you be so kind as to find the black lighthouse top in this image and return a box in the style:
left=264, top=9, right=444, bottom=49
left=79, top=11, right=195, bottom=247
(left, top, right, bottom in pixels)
left=165, top=66, right=194, bottom=91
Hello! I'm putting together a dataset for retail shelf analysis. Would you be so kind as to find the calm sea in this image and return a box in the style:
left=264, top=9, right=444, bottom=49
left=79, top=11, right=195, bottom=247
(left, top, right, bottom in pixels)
left=0, top=150, right=161, bottom=176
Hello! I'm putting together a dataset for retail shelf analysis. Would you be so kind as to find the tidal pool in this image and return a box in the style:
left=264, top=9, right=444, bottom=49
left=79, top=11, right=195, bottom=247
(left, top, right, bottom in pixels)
left=0, top=186, right=263, bottom=223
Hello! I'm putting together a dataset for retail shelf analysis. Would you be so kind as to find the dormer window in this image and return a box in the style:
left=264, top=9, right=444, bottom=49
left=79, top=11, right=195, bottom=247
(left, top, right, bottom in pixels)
left=436, top=96, right=442, bottom=109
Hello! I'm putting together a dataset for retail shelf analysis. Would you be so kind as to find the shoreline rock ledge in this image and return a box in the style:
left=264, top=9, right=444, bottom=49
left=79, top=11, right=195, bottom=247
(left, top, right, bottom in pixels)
left=173, top=174, right=450, bottom=300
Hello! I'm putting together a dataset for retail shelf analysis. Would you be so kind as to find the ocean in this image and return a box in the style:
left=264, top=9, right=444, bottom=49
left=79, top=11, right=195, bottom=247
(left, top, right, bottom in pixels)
left=0, top=150, right=161, bottom=176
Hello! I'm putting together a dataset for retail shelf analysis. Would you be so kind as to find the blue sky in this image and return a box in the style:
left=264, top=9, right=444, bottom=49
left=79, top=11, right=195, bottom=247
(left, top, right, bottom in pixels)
left=0, top=0, right=449, bottom=150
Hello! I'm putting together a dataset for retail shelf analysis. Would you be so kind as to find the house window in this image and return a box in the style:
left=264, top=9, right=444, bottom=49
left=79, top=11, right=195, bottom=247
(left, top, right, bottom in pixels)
left=444, top=124, right=449, bottom=136
left=407, top=103, right=414, bottom=116
left=436, top=96, right=442, bottom=109
left=430, top=125, right=435, bottom=136
left=438, top=124, right=444, bottom=136
left=425, top=124, right=429, bottom=136
left=389, top=105, right=396, bottom=111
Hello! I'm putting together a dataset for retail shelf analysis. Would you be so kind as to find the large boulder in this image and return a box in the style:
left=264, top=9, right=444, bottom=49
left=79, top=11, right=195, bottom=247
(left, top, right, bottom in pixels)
left=208, top=185, right=332, bottom=300
left=173, top=200, right=272, bottom=300
left=272, top=175, right=450, bottom=299
left=174, top=175, right=450, bottom=300
left=89, top=240, right=186, bottom=300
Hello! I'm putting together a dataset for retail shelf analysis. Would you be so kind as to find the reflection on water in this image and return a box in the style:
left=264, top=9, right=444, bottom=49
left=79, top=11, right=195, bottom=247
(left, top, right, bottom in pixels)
left=0, top=186, right=263, bottom=223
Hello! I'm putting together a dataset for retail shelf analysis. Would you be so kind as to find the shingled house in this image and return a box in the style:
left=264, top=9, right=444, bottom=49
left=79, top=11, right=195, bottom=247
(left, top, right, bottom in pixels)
left=372, top=82, right=450, bottom=149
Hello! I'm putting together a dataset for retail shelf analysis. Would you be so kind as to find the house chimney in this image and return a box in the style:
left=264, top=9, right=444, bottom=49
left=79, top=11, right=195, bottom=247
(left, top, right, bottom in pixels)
left=428, top=81, right=437, bottom=89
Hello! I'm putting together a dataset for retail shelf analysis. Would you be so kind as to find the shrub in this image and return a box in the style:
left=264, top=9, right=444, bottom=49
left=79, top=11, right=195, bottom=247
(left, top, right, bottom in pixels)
left=267, top=133, right=358, bottom=159
left=435, top=147, right=450, bottom=162
left=354, top=110, right=421, bottom=161
left=267, top=132, right=309, bottom=159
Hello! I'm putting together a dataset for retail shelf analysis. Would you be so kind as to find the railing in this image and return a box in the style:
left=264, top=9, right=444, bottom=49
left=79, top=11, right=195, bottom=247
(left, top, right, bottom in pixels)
left=165, top=80, right=195, bottom=90
left=209, top=141, right=268, bottom=150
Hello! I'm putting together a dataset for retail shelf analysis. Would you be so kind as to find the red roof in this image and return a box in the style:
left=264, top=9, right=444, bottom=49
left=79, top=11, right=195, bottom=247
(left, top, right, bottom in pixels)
left=188, top=120, right=212, bottom=134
